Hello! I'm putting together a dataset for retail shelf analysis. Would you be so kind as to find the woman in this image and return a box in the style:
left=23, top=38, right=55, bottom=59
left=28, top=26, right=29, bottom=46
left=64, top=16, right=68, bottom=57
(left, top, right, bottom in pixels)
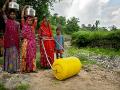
left=3, top=0, right=20, bottom=73
left=21, top=6, right=37, bottom=72
left=38, top=16, right=55, bottom=68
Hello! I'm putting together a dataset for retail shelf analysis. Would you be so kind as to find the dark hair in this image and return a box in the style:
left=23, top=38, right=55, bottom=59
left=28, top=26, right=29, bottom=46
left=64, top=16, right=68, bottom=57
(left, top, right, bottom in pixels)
left=56, top=25, right=62, bottom=31
left=56, top=27, right=61, bottom=32
left=8, top=9, right=16, bottom=15
left=43, top=16, right=46, bottom=19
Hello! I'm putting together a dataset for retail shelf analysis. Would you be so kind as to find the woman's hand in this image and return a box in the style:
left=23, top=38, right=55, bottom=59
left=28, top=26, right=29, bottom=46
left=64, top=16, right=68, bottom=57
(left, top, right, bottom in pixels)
left=21, top=5, right=29, bottom=18
left=2, top=0, right=10, bottom=11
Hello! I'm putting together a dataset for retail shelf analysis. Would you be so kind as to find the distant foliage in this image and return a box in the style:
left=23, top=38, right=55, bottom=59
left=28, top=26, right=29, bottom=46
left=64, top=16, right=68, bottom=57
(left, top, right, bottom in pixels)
left=65, top=17, right=80, bottom=34
left=72, top=30, right=120, bottom=49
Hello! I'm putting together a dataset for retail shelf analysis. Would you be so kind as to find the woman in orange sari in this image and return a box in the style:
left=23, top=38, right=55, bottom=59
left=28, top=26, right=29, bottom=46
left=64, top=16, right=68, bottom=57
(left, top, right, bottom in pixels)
left=38, top=16, right=55, bottom=69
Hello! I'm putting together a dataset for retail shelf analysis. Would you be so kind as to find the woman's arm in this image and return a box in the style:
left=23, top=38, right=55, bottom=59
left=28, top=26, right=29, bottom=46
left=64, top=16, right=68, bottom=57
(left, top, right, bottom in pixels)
left=21, top=5, right=28, bottom=26
left=33, top=17, right=38, bottom=28
left=2, top=0, right=9, bottom=12
left=2, top=0, right=9, bottom=22
left=32, top=17, right=38, bottom=32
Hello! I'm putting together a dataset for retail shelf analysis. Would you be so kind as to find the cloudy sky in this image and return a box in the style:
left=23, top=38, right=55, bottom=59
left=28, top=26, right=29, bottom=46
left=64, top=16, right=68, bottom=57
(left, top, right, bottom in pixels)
left=50, top=0, right=120, bottom=28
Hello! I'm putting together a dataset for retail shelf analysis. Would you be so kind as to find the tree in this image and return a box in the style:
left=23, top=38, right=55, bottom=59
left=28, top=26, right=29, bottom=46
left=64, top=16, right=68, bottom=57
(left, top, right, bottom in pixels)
left=58, top=16, right=66, bottom=26
left=88, top=24, right=92, bottom=28
left=81, top=24, right=86, bottom=28
left=0, top=0, right=61, bottom=23
left=17, top=0, right=57, bottom=21
left=91, top=25, right=96, bottom=31
left=95, top=20, right=100, bottom=30
left=49, top=14, right=66, bottom=26
left=101, top=27, right=108, bottom=31
left=110, top=25, right=117, bottom=31
left=65, top=17, right=80, bottom=34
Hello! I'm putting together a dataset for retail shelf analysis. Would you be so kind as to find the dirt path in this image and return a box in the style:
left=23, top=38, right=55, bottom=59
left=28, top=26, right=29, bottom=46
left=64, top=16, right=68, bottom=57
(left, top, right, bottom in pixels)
left=28, top=65, right=120, bottom=90
left=28, top=37, right=120, bottom=90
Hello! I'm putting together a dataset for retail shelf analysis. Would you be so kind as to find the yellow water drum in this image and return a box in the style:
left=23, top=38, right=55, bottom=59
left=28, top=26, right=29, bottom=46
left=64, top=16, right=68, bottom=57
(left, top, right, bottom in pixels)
left=52, top=57, right=82, bottom=80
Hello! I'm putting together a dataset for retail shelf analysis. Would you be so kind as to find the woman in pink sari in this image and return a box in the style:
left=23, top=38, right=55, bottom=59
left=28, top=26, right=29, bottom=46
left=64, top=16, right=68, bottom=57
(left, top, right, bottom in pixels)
left=2, top=0, right=20, bottom=73
left=21, top=6, right=37, bottom=72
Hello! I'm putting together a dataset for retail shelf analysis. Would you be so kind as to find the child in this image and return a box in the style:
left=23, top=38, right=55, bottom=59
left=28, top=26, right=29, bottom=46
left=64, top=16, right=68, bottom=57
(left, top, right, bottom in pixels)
left=54, top=26, right=64, bottom=59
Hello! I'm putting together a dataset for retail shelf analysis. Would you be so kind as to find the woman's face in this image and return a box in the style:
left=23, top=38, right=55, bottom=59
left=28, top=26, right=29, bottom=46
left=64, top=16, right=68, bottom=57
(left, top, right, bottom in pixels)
left=43, top=17, right=48, bottom=26
left=57, top=30, right=61, bottom=35
left=27, top=18, right=33, bottom=25
left=9, top=12, right=16, bottom=20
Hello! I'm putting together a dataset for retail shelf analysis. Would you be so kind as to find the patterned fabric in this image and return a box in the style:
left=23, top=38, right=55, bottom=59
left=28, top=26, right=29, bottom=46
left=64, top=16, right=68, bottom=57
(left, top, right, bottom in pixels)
left=39, top=20, right=55, bottom=68
left=4, top=19, right=20, bottom=51
left=3, top=15, right=20, bottom=73
left=4, top=46, right=19, bottom=73
left=21, top=19, right=37, bottom=72
left=54, top=35, right=64, bottom=50
left=21, top=18, right=37, bottom=33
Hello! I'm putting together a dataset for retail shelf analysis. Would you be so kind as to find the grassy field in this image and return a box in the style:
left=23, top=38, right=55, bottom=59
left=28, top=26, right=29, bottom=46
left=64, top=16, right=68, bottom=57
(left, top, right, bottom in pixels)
left=66, top=47, right=120, bottom=66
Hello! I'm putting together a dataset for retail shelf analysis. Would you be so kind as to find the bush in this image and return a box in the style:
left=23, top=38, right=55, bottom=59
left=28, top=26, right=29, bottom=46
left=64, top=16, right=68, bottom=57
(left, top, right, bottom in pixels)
left=72, top=30, right=120, bottom=49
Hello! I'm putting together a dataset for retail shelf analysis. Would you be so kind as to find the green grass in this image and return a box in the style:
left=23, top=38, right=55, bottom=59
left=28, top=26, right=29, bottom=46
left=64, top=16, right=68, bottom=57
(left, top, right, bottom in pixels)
left=0, top=57, right=3, bottom=65
left=16, top=84, right=29, bottom=90
left=0, top=83, right=6, bottom=90
left=67, top=47, right=120, bottom=65
left=36, top=52, right=41, bottom=69
left=67, top=47, right=97, bottom=65
left=79, top=55, right=97, bottom=65
left=83, top=47, right=120, bottom=57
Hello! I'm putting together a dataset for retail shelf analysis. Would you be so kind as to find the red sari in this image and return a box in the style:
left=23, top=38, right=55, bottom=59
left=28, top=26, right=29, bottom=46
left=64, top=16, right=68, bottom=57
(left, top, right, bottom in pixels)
left=38, top=21, right=55, bottom=68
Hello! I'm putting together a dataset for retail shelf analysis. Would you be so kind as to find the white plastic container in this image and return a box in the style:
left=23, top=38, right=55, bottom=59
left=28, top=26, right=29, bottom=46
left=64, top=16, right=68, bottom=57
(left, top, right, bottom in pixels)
left=9, top=0, right=19, bottom=10
left=25, top=6, right=36, bottom=16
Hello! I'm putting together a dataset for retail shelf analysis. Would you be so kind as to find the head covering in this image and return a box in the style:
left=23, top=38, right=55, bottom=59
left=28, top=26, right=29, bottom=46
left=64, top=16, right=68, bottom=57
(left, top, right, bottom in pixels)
left=26, top=16, right=34, bottom=19
left=25, top=16, right=34, bottom=24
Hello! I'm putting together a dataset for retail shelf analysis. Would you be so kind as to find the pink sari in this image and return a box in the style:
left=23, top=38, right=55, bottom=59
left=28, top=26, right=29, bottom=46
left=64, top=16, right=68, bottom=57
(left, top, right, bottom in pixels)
left=21, top=18, right=37, bottom=72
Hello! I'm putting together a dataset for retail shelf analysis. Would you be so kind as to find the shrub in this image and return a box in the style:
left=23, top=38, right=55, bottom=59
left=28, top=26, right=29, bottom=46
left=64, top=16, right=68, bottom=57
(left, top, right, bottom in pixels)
left=72, top=30, right=120, bottom=49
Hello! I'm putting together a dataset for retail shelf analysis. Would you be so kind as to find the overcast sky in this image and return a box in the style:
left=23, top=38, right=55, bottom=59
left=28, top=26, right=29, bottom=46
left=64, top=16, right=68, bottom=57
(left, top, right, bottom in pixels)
left=50, top=0, right=120, bottom=28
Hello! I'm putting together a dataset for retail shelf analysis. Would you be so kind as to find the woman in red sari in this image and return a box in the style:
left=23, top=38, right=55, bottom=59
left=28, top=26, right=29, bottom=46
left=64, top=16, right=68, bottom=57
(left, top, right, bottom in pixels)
left=38, top=16, right=55, bottom=69
left=21, top=6, right=37, bottom=72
